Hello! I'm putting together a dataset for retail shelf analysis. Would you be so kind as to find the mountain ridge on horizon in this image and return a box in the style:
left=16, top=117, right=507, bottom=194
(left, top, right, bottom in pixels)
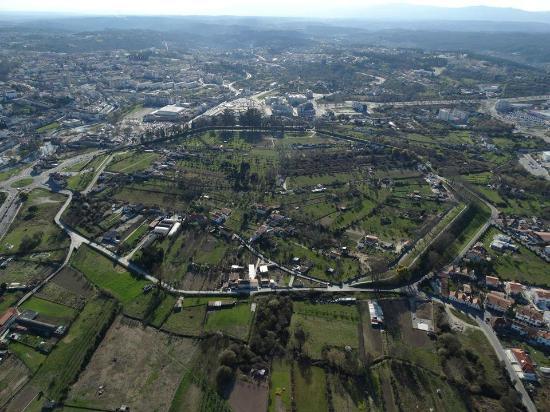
left=1, top=4, right=550, bottom=23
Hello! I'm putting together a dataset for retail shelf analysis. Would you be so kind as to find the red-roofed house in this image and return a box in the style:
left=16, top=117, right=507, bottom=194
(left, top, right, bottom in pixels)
left=0, top=307, right=18, bottom=334
left=533, top=231, right=550, bottom=245
left=505, top=281, right=524, bottom=297
left=485, top=275, right=501, bottom=289
left=509, top=348, right=537, bottom=381
left=533, top=289, right=550, bottom=310
left=485, top=292, right=514, bottom=313
left=515, top=306, right=544, bottom=327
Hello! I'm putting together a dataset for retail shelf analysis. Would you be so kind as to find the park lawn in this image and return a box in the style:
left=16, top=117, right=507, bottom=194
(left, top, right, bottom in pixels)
left=70, top=245, right=149, bottom=304
left=1, top=189, right=69, bottom=254
left=10, top=177, right=34, bottom=188
left=204, top=303, right=253, bottom=340
left=107, top=152, right=159, bottom=173
left=268, top=359, right=292, bottom=412
left=290, top=302, right=359, bottom=359
left=294, top=364, right=328, bottom=412
left=8, top=342, right=46, bottom=373
left=20, top=297, right=77, bottom=322
left=30, top=296, right=118, bottom=400
left=482, top=227, right=549, bottom=287
left=162, top=305, right=206, bottom=336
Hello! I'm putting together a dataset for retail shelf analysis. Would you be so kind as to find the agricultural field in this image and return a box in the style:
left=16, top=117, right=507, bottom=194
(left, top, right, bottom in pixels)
left=22, top=296, right=118, bottom=401
left=290, top=301, right=359, bottom=359
left=204, top=302, right=253, bottom=340
left=67, top=316, right=197, bottom=412
left=482, top=227, right=550, bottom=286
left=0, top=355, right=30, bottom=406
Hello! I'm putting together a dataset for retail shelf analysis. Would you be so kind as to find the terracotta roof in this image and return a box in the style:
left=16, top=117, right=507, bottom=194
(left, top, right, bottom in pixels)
left=511, top=348, right=536, bottom=374
left=485, top=275, right=500, bottom=286
left=516, top=306, right=543, bottom=322
left=0, top=308, right=18, bottom=327
left=486, top=292, right=513, bottom=310
left=533, top=231, right=550, bottom=243
left=534, top=289, right=550, bottom=299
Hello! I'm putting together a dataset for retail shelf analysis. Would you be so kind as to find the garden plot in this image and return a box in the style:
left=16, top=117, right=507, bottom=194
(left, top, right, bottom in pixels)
left=68, top=316, right=197, bottom=412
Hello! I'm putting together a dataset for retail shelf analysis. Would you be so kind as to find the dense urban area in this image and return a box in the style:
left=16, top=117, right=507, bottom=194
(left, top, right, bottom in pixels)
left=0, top=10, right=549, bottom=412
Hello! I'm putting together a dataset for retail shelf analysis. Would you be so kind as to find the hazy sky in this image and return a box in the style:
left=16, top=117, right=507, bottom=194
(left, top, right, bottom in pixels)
left=1, top=0, right=549, bottom=15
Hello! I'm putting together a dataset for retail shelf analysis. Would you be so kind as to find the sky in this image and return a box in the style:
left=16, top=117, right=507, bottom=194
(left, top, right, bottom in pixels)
left=0, top=0, right=549, bottom=16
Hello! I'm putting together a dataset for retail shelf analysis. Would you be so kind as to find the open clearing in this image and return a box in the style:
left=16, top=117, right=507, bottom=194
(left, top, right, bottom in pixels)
left=68, top=316, right=197, bottom=412
left=290, top=302, right=359, bottom=359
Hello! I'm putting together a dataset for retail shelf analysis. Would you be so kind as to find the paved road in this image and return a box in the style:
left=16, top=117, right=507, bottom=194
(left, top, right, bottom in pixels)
left=82, top=153, right=113, bottom=195
left=476, top=316, right=537, bottom=412
left=364, top=94, right=550, bottom=109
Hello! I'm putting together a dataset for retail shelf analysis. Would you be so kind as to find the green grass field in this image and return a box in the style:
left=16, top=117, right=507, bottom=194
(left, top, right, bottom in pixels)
left=107, top=152, right=159, bottom=173
left=66, top=172, right=94, bottom=192
left=290, top=302, right=359, bottom=359
left=163, top=305, right=206, bottom=336
left=268, top=359, right=292, bottom=412
left=204, top=303, right=252, bottom=340
left=70, top=245, right=149, bottom=304
left=150, top=295, right=177, bottom=327
left=20, top=297, right=77, bottom=321
left=10, top=177, right=34, bottom=188
left=294, top=364, right=328, bottom=412
left=8, top=342, right=46, bottom=373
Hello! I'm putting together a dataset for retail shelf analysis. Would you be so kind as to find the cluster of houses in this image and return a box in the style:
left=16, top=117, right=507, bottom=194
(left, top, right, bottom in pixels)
left=431, top=265, right=550, bottom=349
left=221, top=263, right=277, bottom=292
left=430, top=261, right=549, bottom=382
left=494, top=216, right=550, bottom=258
left=249, top=205, right=293, bottom=244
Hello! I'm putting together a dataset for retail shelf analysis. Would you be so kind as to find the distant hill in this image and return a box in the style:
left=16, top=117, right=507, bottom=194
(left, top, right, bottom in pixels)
left=331, top=4, right=550, bottom=24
